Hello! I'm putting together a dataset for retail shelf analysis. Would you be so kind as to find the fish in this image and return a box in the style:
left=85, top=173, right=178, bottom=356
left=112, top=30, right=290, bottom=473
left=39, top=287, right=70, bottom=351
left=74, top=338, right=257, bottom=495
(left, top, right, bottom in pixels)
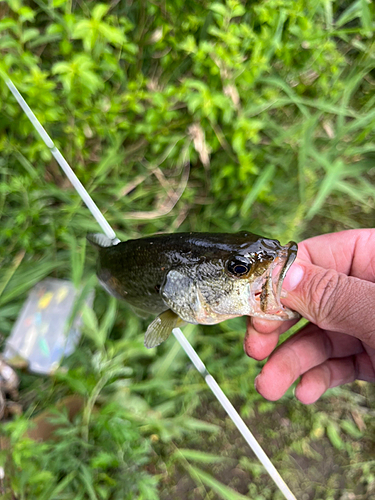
left=87, top=232, right=299, bottom=349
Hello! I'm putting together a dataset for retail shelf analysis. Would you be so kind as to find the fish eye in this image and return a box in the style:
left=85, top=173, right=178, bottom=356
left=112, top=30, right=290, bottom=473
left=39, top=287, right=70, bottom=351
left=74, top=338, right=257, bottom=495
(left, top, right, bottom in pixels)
left=226, top=256, right=252, bottom=277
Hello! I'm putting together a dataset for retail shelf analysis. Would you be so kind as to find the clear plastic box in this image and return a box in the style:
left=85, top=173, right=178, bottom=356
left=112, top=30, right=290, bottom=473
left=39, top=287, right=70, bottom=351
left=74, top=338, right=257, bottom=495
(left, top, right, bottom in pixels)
left=3, top=278, right=94, bottom=374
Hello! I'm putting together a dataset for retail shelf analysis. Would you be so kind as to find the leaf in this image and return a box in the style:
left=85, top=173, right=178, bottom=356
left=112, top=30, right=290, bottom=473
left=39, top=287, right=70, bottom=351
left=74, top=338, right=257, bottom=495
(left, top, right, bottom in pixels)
left=29, top=32, right=62, bottom=48
left=98, top=24, right=126, bottom=46
left=79, top=464, right=98, bottom=500
left=342, top=106, right=375, bottom=136
left=0, top=258, right=61, bottom=306
left=326, top=422, right=344, bottom=450
left=92, top=3, right=110, bottom=21
left=340, top=419, right=363, bottom=439
left=335, top=0, right=362, bottom=27
left=98, top=296, right=117, bottom=341
left=261, top=76, right=311, bottom=118
left=18, top=6, right=35, bottom=22
left=174, top=448, right=227, bottom=464
left=0, top=250, right=25, bottom=297
left=240, top=164, right=275, bottom=216
left=82, top=304, right=101, bottom=347
left=210, top=3, right=228, bottom=18
left=66, top=274, right=97, bottom=334
left=360, top=0, right=372, bottom=32
left=90, top=451, right=119, bottom=469
left=306, top=155, right=345, bottom=220
left=0, top=19, right=18, bottom=33
left=39, top=471, right=76, bottom=500
left=335, top=180, right=374, bottom=207
left=188, top=465, right=249, bottom=500
left=72, top=20, right=92, bottom=39
left=183, top=418, right=221, bottom=433
left=20, top=28, right=39, bottom=44
left=78, top=69, right=103, bottom=93
left=51, top=61, right=71, bottom=75
left=231, top=4, right=245, bottom=18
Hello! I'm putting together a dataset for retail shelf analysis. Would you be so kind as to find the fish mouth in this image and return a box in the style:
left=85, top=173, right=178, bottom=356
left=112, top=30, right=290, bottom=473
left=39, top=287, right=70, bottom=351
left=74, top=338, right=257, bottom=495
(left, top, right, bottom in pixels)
left=255, top=241, right=300, bottom=320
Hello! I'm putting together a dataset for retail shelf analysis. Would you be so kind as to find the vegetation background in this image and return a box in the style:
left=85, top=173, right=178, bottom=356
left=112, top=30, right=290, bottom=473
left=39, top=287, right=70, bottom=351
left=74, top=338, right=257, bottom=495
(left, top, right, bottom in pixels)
left=1, top=0, right=375, bottom=498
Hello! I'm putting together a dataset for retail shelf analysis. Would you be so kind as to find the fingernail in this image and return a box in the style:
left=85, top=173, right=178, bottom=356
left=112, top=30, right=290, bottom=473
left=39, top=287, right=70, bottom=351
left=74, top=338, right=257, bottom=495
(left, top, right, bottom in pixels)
left=254, top=374, right=260, bottom=392
left=283, top=263, right=304, bottom=291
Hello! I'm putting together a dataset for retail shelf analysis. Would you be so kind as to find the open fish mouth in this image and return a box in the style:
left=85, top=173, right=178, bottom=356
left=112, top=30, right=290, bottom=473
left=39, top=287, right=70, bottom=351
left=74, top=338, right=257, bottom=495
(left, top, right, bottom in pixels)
left=257, top=241, right=300, bottom=320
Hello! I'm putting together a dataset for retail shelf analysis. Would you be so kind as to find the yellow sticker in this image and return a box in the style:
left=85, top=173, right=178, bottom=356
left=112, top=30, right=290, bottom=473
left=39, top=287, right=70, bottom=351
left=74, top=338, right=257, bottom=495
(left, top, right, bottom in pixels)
left=38, top=292, right=53, bottom=309
left=56, top=286, right=69, bottom=304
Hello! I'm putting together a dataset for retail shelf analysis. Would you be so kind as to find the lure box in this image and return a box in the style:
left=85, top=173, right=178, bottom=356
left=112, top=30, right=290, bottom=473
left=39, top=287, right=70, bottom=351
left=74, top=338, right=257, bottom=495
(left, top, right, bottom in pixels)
left=3, top=278, right=93, bottom=374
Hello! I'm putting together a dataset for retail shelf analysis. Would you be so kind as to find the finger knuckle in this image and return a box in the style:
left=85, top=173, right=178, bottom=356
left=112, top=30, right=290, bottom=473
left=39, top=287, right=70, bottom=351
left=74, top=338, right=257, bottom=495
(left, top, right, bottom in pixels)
left=308, top=269, right=344, bottom=327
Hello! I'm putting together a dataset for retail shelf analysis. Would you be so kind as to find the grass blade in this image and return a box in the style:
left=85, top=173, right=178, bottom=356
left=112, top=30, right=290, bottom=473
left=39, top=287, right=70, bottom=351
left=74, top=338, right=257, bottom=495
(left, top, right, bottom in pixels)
left=0, top=250, right=25, bottom=297
left=174, top=448, right=227, bottom=464
left=240, top=164, right=275, bottom=217
left=39, top=471, right=77, bottom=500
left=306, top=155, right=344, bottom=220
left=0, top=258, right=61, bottom=306
left=188, top=464, right=249, bottom=500
left=335, top=0, right=361, bottom=27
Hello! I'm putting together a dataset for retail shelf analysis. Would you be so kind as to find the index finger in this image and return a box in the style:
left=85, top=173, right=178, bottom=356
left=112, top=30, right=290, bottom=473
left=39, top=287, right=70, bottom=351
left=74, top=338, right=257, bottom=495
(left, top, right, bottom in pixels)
left=249, top=228, right=375, bottom=332
left=244, top=317, right=298, bottom=360
left=299, top=229, right=375, bottom=280
left=246, top=229, right=375, bottom=357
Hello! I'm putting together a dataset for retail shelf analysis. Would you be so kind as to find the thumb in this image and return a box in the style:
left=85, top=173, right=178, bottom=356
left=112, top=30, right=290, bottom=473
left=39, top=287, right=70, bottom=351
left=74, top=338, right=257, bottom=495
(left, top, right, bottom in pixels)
left=281, top=259, right=375, bottom=348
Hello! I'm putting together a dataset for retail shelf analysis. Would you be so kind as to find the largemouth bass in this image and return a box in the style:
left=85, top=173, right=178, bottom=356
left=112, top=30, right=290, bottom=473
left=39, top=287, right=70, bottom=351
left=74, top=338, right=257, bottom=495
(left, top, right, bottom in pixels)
left=88, top=232, right=299, bottom=348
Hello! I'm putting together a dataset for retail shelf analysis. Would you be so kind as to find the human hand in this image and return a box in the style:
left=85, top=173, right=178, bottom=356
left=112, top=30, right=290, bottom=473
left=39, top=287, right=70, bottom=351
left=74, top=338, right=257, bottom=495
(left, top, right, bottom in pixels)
left=244, top=229, right=375, bottom=404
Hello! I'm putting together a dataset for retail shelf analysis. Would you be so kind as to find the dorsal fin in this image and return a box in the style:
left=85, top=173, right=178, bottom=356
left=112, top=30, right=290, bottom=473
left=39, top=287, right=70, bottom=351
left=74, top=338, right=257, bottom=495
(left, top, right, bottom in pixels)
left=87, top=233, right=119, bottom=248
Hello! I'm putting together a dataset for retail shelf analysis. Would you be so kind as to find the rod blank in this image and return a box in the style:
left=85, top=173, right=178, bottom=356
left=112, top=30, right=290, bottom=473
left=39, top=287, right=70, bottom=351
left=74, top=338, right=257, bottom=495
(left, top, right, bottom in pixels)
left=5, top=79, right=119, bottom=244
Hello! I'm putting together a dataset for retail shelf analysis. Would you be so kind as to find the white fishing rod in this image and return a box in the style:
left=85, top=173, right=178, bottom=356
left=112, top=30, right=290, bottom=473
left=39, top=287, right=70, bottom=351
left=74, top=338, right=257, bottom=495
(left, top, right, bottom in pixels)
left=5, top=76, right=297, bottom=500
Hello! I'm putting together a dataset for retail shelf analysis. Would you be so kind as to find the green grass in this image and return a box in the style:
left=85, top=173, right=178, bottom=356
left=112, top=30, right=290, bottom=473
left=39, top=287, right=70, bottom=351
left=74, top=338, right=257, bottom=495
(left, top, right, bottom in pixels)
left=1, top=0, right=375, bottom=498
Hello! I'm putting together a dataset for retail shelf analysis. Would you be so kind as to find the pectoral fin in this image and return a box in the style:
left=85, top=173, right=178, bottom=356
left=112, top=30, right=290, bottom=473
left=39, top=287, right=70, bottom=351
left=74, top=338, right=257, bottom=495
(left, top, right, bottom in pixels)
left=144, top=310, right=182, bottom=349
left=161, top=270, right=198, bottom=324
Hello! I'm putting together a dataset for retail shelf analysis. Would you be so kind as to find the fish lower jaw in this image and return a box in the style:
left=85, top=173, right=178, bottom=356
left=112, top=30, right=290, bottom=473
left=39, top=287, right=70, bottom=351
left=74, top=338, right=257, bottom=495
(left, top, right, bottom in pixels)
left=251, top=308, right=300, bottom=321
left=252, top=288, right=299, bottom=320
